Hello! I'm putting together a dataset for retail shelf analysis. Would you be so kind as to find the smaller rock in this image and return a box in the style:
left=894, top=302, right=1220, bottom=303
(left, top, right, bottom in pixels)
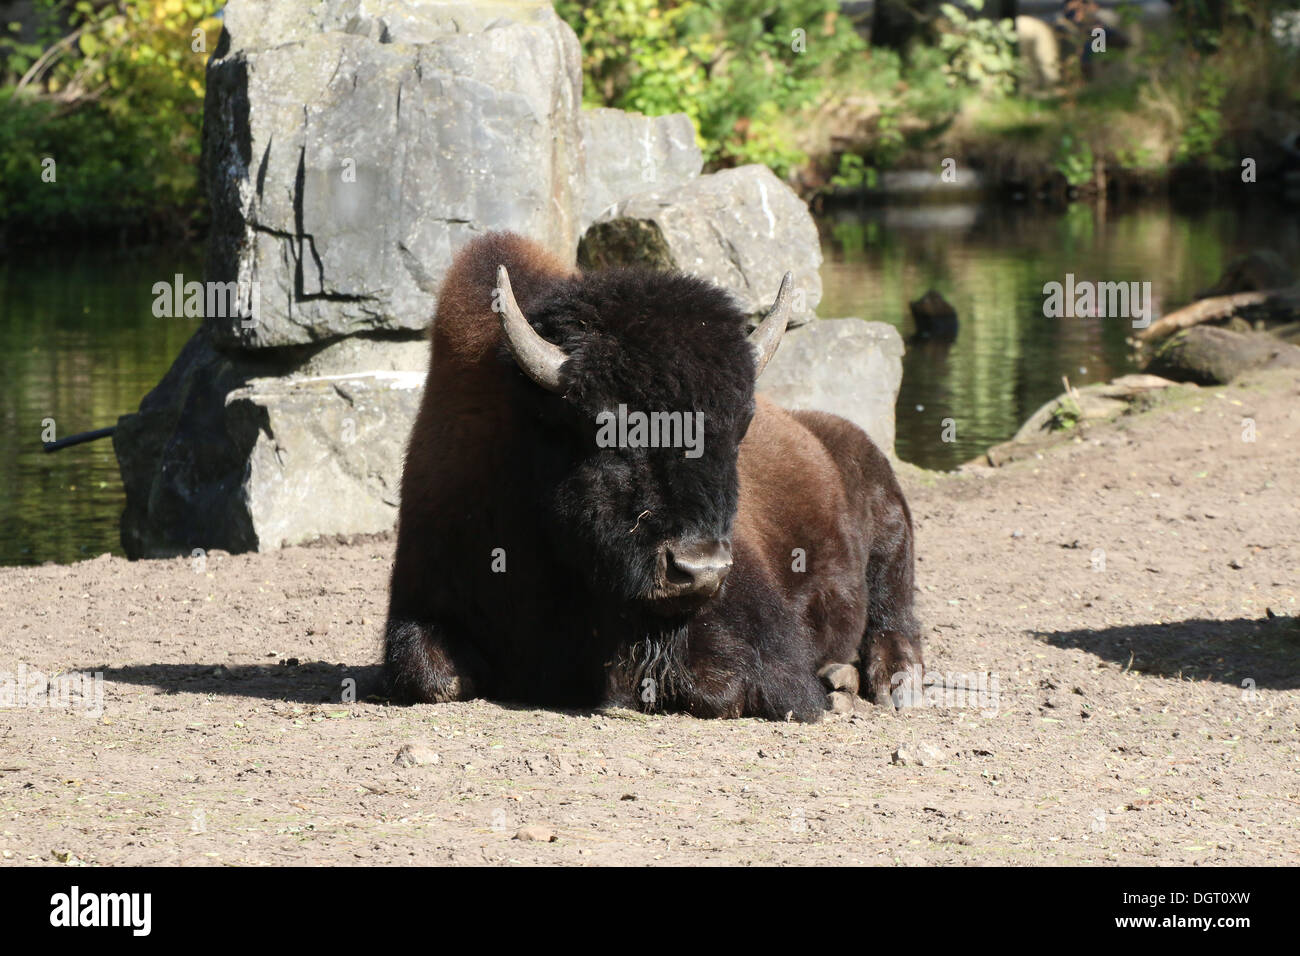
left=1145, top=325, right=1300, bottom=385
left=393, top=743, right=440, bottom=768
left=578, top=164, right=823, bottom=321
left=514, top=825, right=556, bottom=842
left=892, top=743, right=946, bottom=767
left=757, top=318, right=904, bottom=456
left=1014, top=15, right=1061, bottom=91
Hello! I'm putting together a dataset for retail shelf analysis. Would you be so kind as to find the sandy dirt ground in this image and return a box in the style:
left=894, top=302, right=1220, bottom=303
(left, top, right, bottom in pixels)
left=2, top=370, right=1297, bottom=866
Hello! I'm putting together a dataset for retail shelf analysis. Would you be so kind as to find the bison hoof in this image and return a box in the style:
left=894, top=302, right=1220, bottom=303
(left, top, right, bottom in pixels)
left=386, top=671, right=475, bottom=705
left=818, top=662, right=860, bottom=695
left=827, top=690, right=857, bottom=715
left=434, top=674, right=475, bottom=703
left=869, top=663, right=924, bottom=710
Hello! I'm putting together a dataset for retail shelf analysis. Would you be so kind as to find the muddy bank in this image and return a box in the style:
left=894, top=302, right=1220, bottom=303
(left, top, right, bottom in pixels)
left=1, top=370, right=1297, bottom=865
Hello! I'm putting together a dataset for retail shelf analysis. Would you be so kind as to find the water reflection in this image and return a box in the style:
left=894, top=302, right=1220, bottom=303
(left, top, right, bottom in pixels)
left=818, top=198, right=1298, bottom=470
left=0, top=246, right=202, bottom=566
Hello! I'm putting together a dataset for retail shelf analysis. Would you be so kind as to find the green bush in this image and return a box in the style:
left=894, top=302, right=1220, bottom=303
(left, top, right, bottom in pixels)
left=556, top=0, right=865, bottom=175
left=0, top=1, right=222, bottom=238
left=936, top=0, right=1018, bottom=96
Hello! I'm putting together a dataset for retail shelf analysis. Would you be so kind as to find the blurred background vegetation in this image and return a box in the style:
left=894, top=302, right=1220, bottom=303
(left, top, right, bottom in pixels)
left=1, top=0, right=1297, bottom=242
left=0, top=0, right=221, bottom=241
left=556, top=0, right=1300, bottom=194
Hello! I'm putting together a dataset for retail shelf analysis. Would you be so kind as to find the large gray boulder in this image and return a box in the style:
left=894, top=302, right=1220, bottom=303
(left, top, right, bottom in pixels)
left=203, top=0, right=584, bottom=349
left=115, top=330, right=428, bottom=557
left=578, top=165, right=823, bottom=324
left=579, top=108, right=702, bottom=231
left=758, top=319, right=904, bottom=456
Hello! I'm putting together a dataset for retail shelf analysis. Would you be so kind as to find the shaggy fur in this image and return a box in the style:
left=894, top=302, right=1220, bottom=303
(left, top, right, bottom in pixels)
left=383, top=232, right=922, bottom=721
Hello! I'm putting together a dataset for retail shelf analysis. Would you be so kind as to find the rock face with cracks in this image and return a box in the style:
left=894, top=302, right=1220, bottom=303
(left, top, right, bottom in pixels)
left=202, top=0, right=585, bottom=350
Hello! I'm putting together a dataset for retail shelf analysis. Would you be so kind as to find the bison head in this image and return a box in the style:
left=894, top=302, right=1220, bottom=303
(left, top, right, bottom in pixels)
left=496, top=265, right=791, bottom=619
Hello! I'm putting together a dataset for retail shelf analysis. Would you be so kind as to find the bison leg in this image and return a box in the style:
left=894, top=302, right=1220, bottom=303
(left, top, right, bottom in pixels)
left=680, top=624, right=825, bottom=723
left=863, top=629, right=924, bottom=708
left=753, top=657, right=827, bottom=723
left=383, top=617, right=483, bottom=704
left=860, top=510, right=925, bottom=709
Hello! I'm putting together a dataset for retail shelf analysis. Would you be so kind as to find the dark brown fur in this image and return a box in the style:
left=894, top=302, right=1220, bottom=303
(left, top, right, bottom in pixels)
left=384, top=232, right=922, bottom=720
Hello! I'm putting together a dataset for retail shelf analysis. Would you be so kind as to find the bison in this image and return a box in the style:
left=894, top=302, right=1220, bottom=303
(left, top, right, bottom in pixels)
left=383, top=232, right=922, bottom=721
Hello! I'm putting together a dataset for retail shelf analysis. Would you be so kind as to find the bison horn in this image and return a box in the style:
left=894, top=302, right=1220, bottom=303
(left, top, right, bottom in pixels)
left=497, top=265, right=568, bottom=393
left=749, top=272, right=793, bottom=377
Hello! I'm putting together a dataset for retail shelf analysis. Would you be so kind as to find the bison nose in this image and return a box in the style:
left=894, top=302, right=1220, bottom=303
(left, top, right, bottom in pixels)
left=665, top=538, right=732, bottom=597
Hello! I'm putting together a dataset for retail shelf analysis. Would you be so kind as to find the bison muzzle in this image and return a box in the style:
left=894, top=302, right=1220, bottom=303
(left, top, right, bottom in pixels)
left=383, top=232, right=923, bottom=721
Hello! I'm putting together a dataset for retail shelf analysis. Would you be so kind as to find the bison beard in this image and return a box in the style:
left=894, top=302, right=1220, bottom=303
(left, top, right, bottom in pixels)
left=383, top=232, right=923, bottom=721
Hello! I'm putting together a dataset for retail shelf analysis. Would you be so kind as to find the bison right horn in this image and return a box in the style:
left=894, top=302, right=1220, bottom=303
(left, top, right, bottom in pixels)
left=497, top=265, right=568, bottom=393
left=749, top=272, right=793, bottom=378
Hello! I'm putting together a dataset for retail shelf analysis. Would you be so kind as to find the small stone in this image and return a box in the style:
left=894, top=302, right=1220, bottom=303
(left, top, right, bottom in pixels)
left=393, top=743, right=439, bottom=768
left=514, top=826, right=555, bottom=843
left=892, top=743, right=946, bottom=767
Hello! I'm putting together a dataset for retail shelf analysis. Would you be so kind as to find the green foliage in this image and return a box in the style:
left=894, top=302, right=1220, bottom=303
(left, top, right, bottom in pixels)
left=1053, top=132, right=1095, bottom=189
left=1174, top=68, right=1230, bottom=169
left=556, top=0, right=865, bottom=175
left=0, top=1, right=223, bottom=237
left=936, top=0, right=1018, bottom=96
left=897, top=43, right=965, bottom=124
left=1047, top=395, right=1083, bottom=432
left=829, top=153, right=878, bottom=190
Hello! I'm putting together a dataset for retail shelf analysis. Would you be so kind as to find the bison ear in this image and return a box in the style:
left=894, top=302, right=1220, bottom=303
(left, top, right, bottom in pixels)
left=749, top=272, right=792, bottom=378
left=497, top=265, right=568, bottom=393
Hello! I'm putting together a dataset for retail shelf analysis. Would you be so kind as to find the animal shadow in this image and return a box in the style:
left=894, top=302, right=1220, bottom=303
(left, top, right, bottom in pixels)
left=1035, top=614, right=1300, bottom=690
left=97, top=661, right=384, bottom=705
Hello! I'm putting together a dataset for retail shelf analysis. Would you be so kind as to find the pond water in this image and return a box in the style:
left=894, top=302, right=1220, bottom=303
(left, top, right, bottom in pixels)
left=0, top=247, right=202, bottom=567
left=818, top=197, right=1299, bottom=471
left=1, top=197, right=1294, bottom=567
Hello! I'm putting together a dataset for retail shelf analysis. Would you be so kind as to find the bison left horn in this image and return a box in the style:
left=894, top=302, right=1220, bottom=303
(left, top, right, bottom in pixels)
left=497, top=265, right=568, bottom=393
left=750, top=272, right=793, bottom=378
